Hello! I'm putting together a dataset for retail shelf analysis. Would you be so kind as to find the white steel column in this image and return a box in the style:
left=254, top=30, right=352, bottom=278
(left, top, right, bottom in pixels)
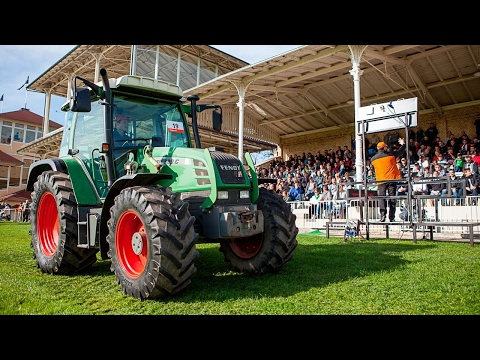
left=348, top=45, right=367, bottom=183
left=94, top=54, right=101, bottom=82
left=176, top=51, right=181, bottom=86
left=237, top=95, right=246, bottom=162
left=229, top=80, right=255, bottom=162
left=130, top=45, right=137, bottom=76
left=155, top=45, right=160, bottom=80
left=43, top=89, right=52, bottom=135
left=67, top=73, right=73, bottom=103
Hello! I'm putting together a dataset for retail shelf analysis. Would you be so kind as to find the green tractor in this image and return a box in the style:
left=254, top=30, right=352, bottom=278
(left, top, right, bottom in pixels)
left=26, top=68, right=298, bottom=300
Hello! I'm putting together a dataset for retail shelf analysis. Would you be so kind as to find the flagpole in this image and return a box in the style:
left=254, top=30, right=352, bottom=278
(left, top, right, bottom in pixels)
left=24, top=75, right=29, bottom=109
left=17, top=75, right=29, bottom=109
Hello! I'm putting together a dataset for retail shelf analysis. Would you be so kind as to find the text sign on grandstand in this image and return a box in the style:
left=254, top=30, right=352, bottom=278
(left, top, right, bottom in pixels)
left=356, top=97, right=418, bottom=134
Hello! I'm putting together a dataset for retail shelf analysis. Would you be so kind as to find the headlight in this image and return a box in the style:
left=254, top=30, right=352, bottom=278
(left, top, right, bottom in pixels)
left=239, top=190, right=249, bottom=199
left=218, top=191, right=229, bottom=200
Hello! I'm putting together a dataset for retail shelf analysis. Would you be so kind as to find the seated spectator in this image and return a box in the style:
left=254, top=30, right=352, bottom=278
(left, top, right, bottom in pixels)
left=288, top=181, right=304, bottom=201
left=454, top=153, right=464, bottom=172
left=433, top=163, right=446, bottom=177
left=444, top=169, right=462, bottom=205
left=318, top=184, right=333, bottom=219
left=412, top=174, right=429, bottom=195
left=282, top=190, right=292, bottom=202
left=437, top=153, right=447, bottom=164
left=463, top=154, right=479, bottom=174
left=304, top=176, right=317, bottom=199
left=411, top=163, right=423, bottom=177
left=328, top=177, right=339, bottom=203
left=429, top=170, right=446, bottom=206
left=366, top=169, right=377, bottom=190
left=343, top=171, right=354, bottom=189
left=463, top=168, right=478, bottom=205
left=473, top=150, right=480, bottom=173
left=396, top=182, right=409, bottom=196
left=332, top=184, right=348, bottom=219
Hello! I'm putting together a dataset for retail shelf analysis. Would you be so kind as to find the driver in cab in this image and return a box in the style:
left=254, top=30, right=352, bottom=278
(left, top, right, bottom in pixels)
left=114, top=114, right=132, bottom=145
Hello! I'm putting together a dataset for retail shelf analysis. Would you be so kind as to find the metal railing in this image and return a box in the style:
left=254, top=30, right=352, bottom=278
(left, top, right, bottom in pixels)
left=288, top=175, right=480, bottom=236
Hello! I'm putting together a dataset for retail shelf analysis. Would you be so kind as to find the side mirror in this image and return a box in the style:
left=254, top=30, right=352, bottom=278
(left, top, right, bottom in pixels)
left=212, top=109, right=222, bottom=131
left=70, top=87, right=91, bottom=112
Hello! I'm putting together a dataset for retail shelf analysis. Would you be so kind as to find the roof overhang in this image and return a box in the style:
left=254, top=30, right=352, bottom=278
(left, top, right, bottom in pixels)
left=25, top=45, right=480, bottom=149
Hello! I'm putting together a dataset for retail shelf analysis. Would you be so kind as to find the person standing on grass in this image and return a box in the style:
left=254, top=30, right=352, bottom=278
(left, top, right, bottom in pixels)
left=370, top=137, right=406, bottom=222
left=21, top=200, right=30, bottom=222
left=4, top=203, right=11, bottom=221
left=17, top=204, right=22, bottom=222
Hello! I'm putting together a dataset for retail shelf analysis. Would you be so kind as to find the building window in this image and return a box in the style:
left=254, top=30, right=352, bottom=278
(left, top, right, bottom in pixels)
left=25, top=125, right=36, bottom=143
left=1, top=121, right=12, bottom=144
left=13, top=124, right=25, bottom=143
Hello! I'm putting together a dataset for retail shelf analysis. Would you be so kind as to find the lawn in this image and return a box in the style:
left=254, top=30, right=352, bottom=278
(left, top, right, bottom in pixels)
left=1, top=222, right=479, bottom=315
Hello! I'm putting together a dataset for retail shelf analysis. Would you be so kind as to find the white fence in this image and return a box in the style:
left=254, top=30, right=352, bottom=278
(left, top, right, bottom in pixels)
left=289, top=195, right=480, bottom=236
left=0, top=208, right=26, bottom=222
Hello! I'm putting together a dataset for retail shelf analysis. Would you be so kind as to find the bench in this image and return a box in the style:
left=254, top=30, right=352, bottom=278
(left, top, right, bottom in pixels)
left=412, top=222, right=480, bottom=247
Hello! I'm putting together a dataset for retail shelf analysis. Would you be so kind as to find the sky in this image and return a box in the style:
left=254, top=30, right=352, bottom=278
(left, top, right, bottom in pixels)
left=0, top=45, right=302, bottom=127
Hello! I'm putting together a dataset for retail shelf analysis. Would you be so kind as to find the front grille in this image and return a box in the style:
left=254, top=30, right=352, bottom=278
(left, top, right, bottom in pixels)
left=210, top=151, right=245, bottom=184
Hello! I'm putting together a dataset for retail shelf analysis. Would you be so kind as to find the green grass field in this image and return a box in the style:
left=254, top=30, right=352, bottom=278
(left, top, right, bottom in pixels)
left=1, top=221, right=479, bottom=315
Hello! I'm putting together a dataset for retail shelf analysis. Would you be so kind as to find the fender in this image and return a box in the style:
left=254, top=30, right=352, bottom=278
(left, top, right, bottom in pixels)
left=26, top=158, right=68, bottom=191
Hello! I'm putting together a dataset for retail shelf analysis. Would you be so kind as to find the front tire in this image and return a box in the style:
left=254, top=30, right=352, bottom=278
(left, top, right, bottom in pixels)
left=106, top=186, right=198, bottom=300
left=219, top=187, right=298, bottom=273
left=30, top=171, right=98, bottom=274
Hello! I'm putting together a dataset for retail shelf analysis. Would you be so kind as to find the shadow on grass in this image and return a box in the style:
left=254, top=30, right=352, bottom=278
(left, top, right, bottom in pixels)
left=164, top=236, right=437, bottom=303
left=58, top=235, right=436, bottom=303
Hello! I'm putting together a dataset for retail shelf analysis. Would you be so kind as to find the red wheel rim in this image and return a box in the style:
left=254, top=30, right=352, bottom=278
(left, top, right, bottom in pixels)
left=38, top=192, right=60, bottom=257
left=229, top=236, right=263, bottom=259
left=116, top=210, right=148, bottom=279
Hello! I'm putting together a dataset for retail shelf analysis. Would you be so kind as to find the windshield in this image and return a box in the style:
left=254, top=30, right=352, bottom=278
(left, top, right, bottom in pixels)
left=112, top=96, right=189, bottom=149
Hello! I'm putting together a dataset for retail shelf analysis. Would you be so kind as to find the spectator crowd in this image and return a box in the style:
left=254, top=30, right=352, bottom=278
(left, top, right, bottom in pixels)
left=257, top=122, right=480, bottom=218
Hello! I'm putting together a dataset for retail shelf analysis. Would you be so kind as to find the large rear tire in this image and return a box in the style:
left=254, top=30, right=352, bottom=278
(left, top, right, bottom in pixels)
left=219, top=187, right=298, bottom=273
left=30, top=171, right=98, bottom=274
left=106, top=186, right=198, bottom=300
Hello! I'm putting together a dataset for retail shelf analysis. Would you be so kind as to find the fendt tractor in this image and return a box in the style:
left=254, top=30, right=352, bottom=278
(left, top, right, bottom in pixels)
left=26, top=68, right=298, bottom=300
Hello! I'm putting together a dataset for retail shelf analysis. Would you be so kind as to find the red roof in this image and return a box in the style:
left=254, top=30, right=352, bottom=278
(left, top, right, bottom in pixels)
left=0, top=150, right=23, bottom=165
left=0, top=189, right=31, bottom=203
left=0, top=108, right=62, bottom=129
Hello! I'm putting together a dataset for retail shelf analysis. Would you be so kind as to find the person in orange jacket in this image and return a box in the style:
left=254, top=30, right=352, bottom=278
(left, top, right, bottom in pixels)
left=370, top=137, right=406, bottom=222
left=17, top=204, right=22, bottom=222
